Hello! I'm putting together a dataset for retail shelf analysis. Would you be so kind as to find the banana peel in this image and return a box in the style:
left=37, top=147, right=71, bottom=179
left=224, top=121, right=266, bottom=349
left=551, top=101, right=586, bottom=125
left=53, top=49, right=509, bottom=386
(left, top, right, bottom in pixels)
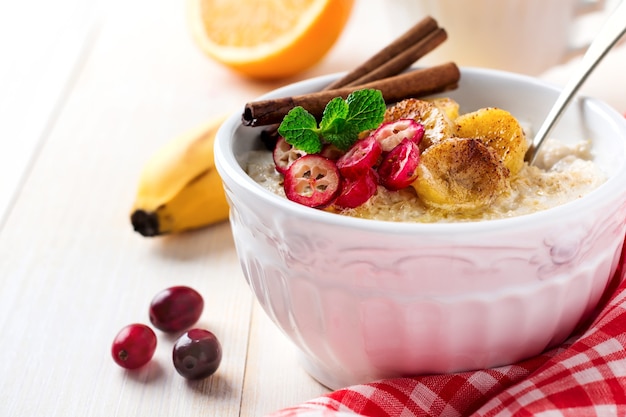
left=130, top=116, right=230, bottom=237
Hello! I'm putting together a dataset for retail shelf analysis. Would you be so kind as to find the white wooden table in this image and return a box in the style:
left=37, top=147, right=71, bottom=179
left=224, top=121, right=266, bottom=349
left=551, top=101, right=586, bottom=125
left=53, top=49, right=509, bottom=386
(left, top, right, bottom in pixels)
left=1, top=0, right=625, bottom=416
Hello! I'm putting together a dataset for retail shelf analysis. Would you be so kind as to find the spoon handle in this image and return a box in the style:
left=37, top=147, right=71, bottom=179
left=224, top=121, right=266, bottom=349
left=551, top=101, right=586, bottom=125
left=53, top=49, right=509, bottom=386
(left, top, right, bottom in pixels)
left=527, top=0, right=626, bottom=164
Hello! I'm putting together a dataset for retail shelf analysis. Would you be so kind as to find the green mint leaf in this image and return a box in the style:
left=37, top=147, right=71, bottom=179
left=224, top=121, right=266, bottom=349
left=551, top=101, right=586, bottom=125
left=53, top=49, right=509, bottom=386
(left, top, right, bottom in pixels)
left=323, top=124, right=361, bottom=151
left=318, top=89, right=386, bottom=150
left=321, top=116, right=348, bottom=139
left=345, top=89, right=386, bottom=132
left=277, top=106, right=323, bottom=154
left=284, top=129, right=322, bottom=154
left=276, top=89, right=387, bottom=154
left=319, top=97, right=348, bottom=133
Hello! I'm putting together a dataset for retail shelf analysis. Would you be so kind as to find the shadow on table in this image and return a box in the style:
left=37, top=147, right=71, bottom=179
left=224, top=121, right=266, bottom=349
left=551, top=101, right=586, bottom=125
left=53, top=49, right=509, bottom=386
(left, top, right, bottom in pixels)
left=150, top=221, right=235, bottom=262
left=184, top=371, right=237, bottom=399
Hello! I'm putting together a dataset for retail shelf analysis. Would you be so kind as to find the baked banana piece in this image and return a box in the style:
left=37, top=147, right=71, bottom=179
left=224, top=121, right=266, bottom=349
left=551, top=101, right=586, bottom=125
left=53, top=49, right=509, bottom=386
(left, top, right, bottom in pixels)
left=412, top=137, right=510, bottom=212
left=454, top=107, right=529, bottom=175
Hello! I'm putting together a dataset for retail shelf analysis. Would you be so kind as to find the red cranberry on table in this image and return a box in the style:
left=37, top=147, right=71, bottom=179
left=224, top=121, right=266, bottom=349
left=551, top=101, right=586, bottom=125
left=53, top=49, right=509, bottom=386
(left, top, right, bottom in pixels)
left=111, top=323, right=157, bottom=369
left=149, top=286, right=204, bottom=333
left=172, top=329, right=222, bottom=380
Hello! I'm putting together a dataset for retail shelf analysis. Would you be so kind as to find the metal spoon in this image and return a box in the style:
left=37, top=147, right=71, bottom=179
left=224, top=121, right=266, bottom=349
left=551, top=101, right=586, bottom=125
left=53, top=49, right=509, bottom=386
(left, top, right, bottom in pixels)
left=525, top=0, right=626, bottom=165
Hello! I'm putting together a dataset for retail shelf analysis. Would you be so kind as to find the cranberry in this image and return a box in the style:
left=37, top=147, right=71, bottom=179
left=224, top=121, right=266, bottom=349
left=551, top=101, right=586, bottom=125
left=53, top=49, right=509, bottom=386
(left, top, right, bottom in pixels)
left=149, top=286, right=204, bottom=333
left=320, top=143, right=344, bottom=160
left=336, top=135, right=382, bottom=179
left=173, top=329, right=222, bottom=380
left=335, top=168, right=378, bottom=209
left=111, top=324, right=157, bottom=369
left=273, top=136, right=306, bottom=174
left=283, top=154, right=341, bottom=207
left=378, top=138, right=421, bottom=190
left=372, top=119, right=424, bottom=152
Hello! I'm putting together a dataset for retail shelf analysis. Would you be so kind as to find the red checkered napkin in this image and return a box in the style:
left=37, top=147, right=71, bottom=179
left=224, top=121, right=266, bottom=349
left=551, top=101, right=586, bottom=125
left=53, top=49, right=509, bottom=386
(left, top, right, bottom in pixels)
left=268, top=239, right=626, bottom=417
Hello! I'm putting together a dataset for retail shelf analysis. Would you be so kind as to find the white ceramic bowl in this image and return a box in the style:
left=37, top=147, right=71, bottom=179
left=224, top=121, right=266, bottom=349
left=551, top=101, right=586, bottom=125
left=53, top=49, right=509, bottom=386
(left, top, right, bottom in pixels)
left=215, top=68, right=626, bottom=389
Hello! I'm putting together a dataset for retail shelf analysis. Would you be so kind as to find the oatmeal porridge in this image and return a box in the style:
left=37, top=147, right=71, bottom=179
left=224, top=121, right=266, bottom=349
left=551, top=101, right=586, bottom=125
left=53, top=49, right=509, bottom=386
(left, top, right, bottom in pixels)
left=246, top=97, right=606, bottom=223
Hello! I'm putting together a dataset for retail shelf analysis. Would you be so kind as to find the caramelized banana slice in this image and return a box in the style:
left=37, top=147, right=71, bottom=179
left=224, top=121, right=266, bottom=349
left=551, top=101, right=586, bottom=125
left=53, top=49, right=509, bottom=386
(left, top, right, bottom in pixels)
left=426, top=97, right=460, bottom=121
left=454, top=107, right=529, bottom=175
left=412, top=137, right=510, bottom=212
left=384, top=98, right=454, bottom=150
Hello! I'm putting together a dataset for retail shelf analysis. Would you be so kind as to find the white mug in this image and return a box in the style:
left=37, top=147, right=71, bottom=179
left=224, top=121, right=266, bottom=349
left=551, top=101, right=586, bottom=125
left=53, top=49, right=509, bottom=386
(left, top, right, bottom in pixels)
left=387, top=0, right=610, bottom=75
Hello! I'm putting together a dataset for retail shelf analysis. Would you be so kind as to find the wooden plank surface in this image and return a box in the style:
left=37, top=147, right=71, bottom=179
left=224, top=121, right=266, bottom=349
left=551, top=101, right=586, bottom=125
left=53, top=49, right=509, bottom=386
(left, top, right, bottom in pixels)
left=0, top=0, right=98, bottom=225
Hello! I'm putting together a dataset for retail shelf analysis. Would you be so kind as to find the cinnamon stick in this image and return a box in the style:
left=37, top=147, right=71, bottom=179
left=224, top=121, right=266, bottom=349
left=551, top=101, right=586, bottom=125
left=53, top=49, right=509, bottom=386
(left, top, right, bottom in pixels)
left=343, top=28, right=447, bottom=87
left=259, top=16, right=445, bottom=145
left=324, top=16, right=440, bottom=90
left=243, top=62, right=461, bottom=127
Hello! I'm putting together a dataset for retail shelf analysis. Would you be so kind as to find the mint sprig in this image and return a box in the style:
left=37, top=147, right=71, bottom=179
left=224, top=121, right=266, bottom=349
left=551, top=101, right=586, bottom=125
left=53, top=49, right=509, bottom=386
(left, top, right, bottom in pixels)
left=277, top=89, right=385, bottom=153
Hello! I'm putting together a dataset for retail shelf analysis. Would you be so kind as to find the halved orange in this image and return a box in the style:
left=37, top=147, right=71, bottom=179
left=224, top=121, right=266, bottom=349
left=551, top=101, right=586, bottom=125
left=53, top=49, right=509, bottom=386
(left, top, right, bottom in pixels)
left=187, top=0, right=355, bottom=79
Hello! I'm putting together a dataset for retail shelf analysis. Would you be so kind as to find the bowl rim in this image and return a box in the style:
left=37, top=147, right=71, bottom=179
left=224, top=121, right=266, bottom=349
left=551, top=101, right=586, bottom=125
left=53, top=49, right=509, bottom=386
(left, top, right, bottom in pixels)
left=215, top=67, right=626, bottom=235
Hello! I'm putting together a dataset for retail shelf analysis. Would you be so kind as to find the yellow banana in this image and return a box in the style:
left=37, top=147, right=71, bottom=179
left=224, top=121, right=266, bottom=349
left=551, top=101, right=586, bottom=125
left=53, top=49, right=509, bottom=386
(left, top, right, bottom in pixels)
left=412, top=137, right=510, bottom=212
left=454, top=107, right=529, bottom=176
left=426, top=97, right=460, bottom=121
left=130, top=116, right=230, bottom=237
left=384, top=98, right=455, bottom=150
